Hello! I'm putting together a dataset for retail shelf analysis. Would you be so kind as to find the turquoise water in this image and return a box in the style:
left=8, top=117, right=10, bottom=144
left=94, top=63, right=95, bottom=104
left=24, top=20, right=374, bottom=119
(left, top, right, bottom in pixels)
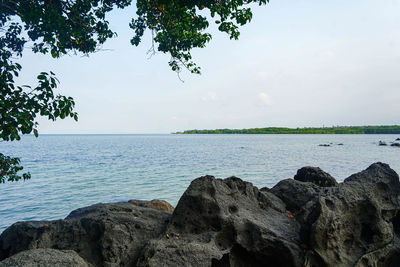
left=1, top=134, right=399, bottom=233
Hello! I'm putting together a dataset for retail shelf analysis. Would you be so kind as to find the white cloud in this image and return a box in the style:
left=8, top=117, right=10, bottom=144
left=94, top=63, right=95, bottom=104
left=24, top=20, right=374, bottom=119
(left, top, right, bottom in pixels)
left=258, top=92, right=272, bottom=106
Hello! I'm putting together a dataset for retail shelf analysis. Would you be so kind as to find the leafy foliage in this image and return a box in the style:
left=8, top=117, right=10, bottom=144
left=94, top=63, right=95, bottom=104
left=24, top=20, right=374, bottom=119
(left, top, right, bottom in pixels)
left=0, top=153, right=30, bottom=183
left=131, top=0, right=269, bottom=73
left=0, top=0, right=134, bottom=183
left=177, top=126, right=400, bottom=134
left=1, top=0, right=267, bottom=183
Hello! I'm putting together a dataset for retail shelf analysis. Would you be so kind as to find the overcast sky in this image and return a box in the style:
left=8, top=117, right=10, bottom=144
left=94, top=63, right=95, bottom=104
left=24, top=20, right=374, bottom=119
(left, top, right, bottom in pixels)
left=16, top=0, right=400, bottom=134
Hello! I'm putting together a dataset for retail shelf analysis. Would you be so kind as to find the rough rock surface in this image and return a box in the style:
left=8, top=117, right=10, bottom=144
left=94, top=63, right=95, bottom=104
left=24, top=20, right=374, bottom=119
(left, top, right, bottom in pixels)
left=272, top=162, right=400, bottom=267
left=137, top=176, right=302, bottom=267
left=0, top=202, right=171, bottom=266
left=1, top=163, right=400, bottom=267
left=129, top=199, right=175, bottom=213
left=294, top=166, right=338, bottom=187
left=0, top=248, right=89, bottom=267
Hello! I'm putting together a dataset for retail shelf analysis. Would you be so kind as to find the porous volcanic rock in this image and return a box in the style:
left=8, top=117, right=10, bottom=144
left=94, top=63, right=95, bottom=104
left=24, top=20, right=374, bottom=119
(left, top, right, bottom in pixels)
left=0, top=202, right=171, bottom=266
left=136, top=176, right=303, bottom=267
left=273, top=162, right=400, bottom=266
left=1, top=163, right=400, bottom=267
left=294, top=166, right=338, bottom=187
left=129, top=199, right=175, bottom=213
left=0, top=248, right=89, bottom=267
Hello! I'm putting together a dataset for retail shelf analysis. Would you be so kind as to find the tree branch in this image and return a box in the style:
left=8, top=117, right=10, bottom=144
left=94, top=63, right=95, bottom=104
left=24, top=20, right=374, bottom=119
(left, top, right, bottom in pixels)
left=0, top=3, right=24, bottom=17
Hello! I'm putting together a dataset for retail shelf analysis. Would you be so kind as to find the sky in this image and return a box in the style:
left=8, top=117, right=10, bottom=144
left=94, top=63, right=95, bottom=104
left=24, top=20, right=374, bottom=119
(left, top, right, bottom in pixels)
left=16, top=0, right=400, bottom=134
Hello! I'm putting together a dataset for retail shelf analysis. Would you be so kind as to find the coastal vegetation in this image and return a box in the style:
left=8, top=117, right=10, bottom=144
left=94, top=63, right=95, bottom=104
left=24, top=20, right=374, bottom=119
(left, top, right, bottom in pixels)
left=176, top=125, right=400, bottom=134
left=1, top=0, right=268, bottom=182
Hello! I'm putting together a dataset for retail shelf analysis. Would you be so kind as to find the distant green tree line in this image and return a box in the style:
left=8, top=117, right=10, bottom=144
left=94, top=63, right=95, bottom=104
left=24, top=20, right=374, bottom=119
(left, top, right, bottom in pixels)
left=175, top=126, right=400, bottom=134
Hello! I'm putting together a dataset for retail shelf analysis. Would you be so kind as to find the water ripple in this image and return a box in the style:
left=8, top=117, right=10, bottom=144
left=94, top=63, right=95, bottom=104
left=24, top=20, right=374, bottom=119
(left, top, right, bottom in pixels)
left=1, top=134, right=399, bottom=233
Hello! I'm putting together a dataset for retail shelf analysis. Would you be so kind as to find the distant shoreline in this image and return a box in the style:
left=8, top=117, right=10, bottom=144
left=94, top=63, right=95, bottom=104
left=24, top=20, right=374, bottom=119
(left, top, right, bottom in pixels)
left=174, top=125, right=400, bottom=134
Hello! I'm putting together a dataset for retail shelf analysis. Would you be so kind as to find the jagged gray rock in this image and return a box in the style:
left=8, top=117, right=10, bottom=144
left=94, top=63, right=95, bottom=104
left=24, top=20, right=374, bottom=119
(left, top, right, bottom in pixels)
left=0, top=248, right=89, bottom=267
left=1, top=163, right=400, bottom=267
left=0, top=202, right=171, bottom=267
left=294, top=166, right=338, bottom=187
left=136, top=176, right=303, bottom=267
left=273, top=162, right=400, bottom=267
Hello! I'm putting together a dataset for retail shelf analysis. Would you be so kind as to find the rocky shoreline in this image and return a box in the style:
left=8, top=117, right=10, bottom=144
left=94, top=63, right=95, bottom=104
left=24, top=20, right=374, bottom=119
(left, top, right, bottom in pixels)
left=1, top=162, right=400, bottom=266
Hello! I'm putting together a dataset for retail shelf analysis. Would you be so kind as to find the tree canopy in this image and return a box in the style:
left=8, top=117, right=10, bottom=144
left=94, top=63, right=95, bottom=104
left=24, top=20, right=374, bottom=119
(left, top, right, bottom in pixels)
left=176, top=126, right=400, bottom=135
left=0, top=0, right=268, bottom=183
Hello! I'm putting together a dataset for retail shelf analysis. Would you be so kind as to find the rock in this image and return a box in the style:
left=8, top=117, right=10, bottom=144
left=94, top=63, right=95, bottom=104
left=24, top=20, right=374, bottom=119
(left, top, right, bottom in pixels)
left=129, top=199, right=174, bottom=213
left=274, top=162, right=400, bottom=267
left=136, top=176, right=303, bottom=267
left=396, top=138, right=400, bottom=141
left=2, top=163, right=400, bottom=267
left=137, top=164, right=400, bottom=266
left=293, top=166, right=338, bottom=187
left=310, top=163, right=400, bottom=267
left=391, top=143, right=400, bottom=147
left=0, top=202, right=171, bottom=266
left=344, top=162, right=399, bottom=185
left=337, top=143, right=344, bottom=146
left=0, top=248, right=89, bottom=267
left=270, top=178, right=323, bottom=212
left=318, top=144, right=330, bottom=147
left=379, top=141, right=387, bottom=146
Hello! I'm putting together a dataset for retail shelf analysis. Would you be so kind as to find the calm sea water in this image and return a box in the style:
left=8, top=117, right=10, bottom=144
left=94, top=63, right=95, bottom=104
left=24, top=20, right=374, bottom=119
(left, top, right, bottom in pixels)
left=1, top=134, right=399, bottom=233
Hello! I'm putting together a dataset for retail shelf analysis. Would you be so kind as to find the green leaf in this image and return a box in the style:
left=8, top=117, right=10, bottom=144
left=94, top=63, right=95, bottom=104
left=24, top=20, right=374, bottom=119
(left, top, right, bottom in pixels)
left=37, top=74, right=46, bottom=80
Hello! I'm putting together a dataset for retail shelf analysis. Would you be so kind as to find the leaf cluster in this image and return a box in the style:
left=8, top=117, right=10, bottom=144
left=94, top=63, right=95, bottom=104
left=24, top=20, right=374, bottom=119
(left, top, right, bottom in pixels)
left=130, top=0, right=268, bottom=73
left=1, top=0, right=266, bottom=183
left=1, top=0, right=132, bottom=57
left=1, top=1, right=133, bottom=182
left=0, top=152, right=30, bottom=183
left=0, top=1, right=134, bottom=183
left=1, top=3, right=81, bottom=143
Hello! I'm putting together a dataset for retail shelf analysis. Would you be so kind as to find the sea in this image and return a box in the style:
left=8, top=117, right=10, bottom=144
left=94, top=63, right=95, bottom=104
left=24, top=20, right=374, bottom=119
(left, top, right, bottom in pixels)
left=1, top=134, right=399, bottom=233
